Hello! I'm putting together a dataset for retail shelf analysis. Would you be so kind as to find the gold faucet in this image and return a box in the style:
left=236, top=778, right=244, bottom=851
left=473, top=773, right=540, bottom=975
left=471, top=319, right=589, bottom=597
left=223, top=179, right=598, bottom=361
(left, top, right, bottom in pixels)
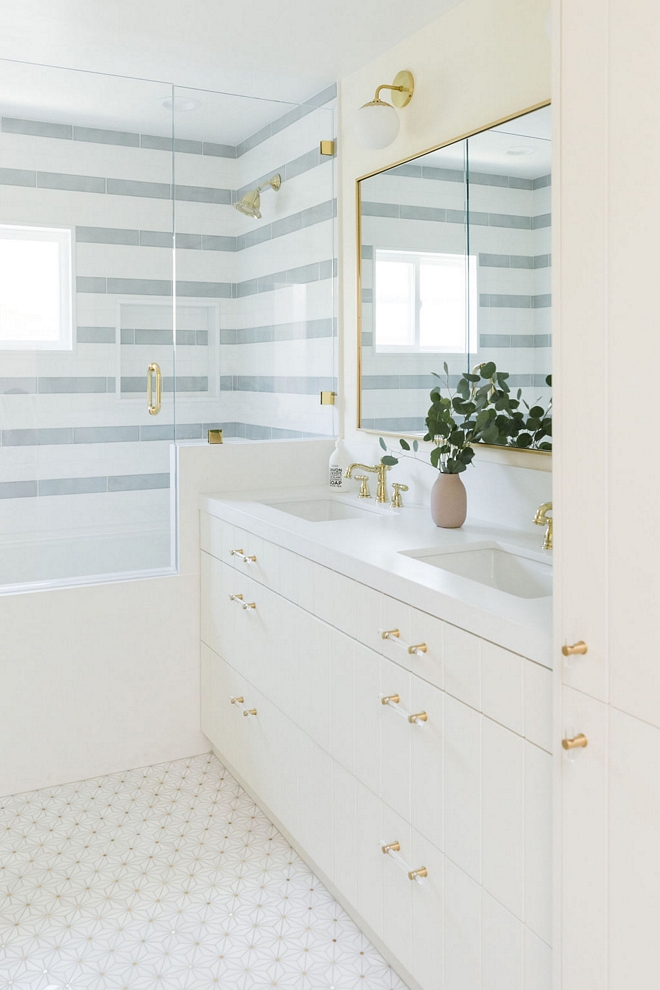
left=533, top=501, right=553, bottom=550
left=346, top=463, right=391, bottom=503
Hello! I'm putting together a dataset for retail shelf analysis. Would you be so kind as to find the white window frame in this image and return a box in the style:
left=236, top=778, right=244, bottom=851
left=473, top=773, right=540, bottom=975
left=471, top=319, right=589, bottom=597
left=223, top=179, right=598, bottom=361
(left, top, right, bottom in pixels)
left=0, top=223, right=73, bottom=350
left=373, top=248, right=477, bottom=354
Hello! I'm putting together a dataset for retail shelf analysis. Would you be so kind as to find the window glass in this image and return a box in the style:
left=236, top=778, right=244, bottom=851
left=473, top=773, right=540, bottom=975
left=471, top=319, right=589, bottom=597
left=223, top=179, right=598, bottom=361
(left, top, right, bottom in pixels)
left=0, top=225, right=72, bottom=349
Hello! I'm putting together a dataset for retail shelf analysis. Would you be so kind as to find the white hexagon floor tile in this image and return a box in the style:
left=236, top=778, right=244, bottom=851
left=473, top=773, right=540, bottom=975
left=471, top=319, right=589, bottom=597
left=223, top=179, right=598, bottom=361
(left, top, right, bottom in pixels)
left=0, top=753, right=408, bottom=990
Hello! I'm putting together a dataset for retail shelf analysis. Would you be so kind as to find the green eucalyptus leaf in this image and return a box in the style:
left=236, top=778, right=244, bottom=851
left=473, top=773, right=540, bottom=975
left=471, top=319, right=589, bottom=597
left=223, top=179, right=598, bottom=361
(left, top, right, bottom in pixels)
left=378, top=437, right=386, bottom=450
left=480, top=361, right=496, bottom=379
left=529, top=406, right=544, bottom=419
left=464, top=373, right=480, bottom=383
left=443, top=361, right=449, bottom=376
left=413, top=440, right=419, bottom=452
left=381, top=455, right=398, bottom=465
left=430, top=446, right=442, bottom=468
left=399, top=439, right=411, bottom=451
left=515, top=433, right=533, bottom=448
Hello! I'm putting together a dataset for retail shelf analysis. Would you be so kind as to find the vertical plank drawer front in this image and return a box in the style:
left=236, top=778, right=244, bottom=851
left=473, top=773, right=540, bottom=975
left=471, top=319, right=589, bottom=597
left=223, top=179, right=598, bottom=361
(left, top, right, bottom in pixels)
left=354, top=642, right=383, bottom=797
left=354, top=582, right=383, bottom=655
left=444, top=622, right=481, bottom=711
left=481, top=640, right=524, bottom=736
left=410, top=675, right=444, bottom=849
left=381, top=805, right=412, bottom=972
left=444, top=695, right=482, bottom=883
left=408, top=608, right=444, bottom=690
left=410, top=828, right=444, bottom=990
left=201, top=642, right=225, bottom=751
left=201, top=551, right=229, bottom=660
left=355, top=780, right=384, bottom=938
left=379, top=595, right=413, bottom=668
left=380, top=660, right=412, bottom=822
left=481, top=719, right=524, bottom=919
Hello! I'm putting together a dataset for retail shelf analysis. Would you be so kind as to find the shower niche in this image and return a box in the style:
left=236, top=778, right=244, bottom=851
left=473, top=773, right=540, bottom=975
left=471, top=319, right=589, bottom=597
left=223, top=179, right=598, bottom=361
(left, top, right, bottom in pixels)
left=0, top=61, right=336, bottom=592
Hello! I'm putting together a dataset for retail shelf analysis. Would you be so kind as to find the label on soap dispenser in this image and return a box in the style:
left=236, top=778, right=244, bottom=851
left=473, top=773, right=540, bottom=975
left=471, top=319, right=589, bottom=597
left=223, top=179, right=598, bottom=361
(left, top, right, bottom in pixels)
left=329, top=464, right=343, bottom=488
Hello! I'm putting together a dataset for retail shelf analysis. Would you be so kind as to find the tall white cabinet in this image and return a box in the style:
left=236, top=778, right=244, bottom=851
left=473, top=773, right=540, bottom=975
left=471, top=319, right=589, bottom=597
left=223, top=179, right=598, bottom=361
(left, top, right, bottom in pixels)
left=555, top=0, right=660, bottom=986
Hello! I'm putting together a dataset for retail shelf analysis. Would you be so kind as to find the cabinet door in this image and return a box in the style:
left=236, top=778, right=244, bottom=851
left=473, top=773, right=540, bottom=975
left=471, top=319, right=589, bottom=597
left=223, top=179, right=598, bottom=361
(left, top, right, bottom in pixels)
left=410, top=828, right=444, bottom=990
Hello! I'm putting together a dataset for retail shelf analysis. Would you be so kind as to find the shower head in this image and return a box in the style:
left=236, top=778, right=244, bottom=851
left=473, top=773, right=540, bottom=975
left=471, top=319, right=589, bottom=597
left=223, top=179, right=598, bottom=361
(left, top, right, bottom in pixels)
left=233, top=173, right=281, bottom=219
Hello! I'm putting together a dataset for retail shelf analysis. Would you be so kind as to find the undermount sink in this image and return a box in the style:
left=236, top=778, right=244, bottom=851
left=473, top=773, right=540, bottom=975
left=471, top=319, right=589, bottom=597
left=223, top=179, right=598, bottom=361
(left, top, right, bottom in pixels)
left=401, top=542, right=552, bottom=599
left=262, top=498, right=378, bottom=522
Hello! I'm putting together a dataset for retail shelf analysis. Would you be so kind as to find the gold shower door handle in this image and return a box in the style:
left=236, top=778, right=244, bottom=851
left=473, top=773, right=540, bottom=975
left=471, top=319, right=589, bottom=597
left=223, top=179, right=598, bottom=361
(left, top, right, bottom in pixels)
left=147, top=362, right=162, bottom=415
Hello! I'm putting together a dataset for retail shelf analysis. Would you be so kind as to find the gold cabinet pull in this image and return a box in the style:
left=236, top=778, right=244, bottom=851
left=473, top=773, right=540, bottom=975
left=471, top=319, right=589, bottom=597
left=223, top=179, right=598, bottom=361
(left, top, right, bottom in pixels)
left=381, top=841, right=401, bottom=854
left=562, top=733, right=588, bottom=750
left=231, top=695, right=258, bottom=717
left=562, top=640, right=588, bottom=656
left=381, top=693, right=401, bottom=706
left=230, top=548, right=257, bottom=563
left=147, top=362, right=162, bottom=415
left=408, top=711, right=428, bottom=724
left=229, top=593, right=256, bottom=610
left=380, top=628, right=427, bottom=656
left=408, top=867, right=428, bottom=881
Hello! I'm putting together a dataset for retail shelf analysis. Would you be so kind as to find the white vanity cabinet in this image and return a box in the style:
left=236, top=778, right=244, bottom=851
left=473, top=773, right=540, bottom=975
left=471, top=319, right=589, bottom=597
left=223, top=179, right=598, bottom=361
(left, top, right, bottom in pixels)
left=200, top=510, right=553, bottom=990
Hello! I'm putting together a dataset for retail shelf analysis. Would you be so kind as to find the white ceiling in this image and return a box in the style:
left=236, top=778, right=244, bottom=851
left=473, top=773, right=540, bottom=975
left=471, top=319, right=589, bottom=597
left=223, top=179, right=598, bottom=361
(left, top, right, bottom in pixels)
left=0, top=0, right=461, bottom=107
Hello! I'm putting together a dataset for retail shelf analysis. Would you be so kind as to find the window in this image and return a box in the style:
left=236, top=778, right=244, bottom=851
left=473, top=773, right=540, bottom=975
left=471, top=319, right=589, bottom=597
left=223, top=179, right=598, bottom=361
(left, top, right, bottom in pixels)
left=0, top=224, right=73, bottom=350
left=373, top=249, right=477, bottom=353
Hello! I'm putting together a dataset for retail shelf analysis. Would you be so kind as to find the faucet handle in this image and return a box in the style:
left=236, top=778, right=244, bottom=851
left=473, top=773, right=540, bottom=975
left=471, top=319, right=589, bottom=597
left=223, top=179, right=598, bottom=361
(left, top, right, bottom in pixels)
left=353, top=474, right=371, bottom=498
left=391, top=483, right=409, bottom=508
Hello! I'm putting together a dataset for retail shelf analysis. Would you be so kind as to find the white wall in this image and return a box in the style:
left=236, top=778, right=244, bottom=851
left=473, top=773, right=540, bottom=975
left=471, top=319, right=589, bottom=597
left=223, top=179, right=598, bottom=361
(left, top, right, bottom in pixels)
left=0, top=438, right=333, bottom=796
left=336, top=0, right=551, bottom=522
left=555, top=0, right=660, bottom=986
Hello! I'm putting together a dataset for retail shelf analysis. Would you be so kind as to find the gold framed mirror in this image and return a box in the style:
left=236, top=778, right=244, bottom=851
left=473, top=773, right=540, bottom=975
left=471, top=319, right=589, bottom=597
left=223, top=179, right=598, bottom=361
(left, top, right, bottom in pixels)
left=357, top=101, right=551, bottom=455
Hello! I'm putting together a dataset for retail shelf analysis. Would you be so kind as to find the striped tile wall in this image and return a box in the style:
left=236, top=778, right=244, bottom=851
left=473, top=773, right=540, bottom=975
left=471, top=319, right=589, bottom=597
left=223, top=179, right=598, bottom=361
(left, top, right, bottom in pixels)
left=0, top=87, right=336, bottom=559
left=359, top=161, right=550, bottom=433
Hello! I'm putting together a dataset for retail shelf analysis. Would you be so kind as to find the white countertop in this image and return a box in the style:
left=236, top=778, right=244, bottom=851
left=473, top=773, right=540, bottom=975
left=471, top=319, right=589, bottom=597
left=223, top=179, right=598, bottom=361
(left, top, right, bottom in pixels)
left=200, top=486, right=552, bottom=666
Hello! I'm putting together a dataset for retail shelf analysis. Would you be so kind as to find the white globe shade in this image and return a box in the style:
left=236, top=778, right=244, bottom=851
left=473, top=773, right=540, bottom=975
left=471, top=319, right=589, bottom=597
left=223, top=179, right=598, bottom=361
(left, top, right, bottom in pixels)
left=354, top=101, right=400, bottom=149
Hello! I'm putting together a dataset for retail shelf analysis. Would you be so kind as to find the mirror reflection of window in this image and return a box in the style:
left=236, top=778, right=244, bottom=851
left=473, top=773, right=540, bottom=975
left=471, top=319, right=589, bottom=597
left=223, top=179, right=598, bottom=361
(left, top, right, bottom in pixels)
left=374, top=249, right=477, bottom=353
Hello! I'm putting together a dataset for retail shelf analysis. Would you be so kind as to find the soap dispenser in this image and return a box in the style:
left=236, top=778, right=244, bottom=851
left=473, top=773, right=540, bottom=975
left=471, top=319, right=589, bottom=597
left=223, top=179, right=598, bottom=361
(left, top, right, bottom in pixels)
left=328, top=439, right=346, bottom=489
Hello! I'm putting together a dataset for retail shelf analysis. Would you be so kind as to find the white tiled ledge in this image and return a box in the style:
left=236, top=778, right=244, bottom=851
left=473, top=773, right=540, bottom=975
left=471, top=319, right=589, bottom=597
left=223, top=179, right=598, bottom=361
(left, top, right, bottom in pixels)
left=200, top=485, right=552, bottom=666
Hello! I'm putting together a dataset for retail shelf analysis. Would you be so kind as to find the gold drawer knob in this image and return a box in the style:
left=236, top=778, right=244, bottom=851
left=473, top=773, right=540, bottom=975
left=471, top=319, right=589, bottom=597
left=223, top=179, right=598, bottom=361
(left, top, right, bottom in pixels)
left=562, top=733, right=588, bottom=750
left=230, top=696, right=244, bottom=705
left=381, top=628, right=400, bottom=640
left=408, top=866, right=428, bottom=881
left=230, top=548, right=257, bottom=563
left=408, top=711, right=428, bottom=724
left=381, top=841, right=401, bottom=854
left=381, top=693, right=401, bottom=706
left=562, top=640, right=588, bottom=656
left=407, top=642, right=428, bottom=655
left=229, top=593, right=256, bottom=610
left=243, top=708, right=258, bottom=717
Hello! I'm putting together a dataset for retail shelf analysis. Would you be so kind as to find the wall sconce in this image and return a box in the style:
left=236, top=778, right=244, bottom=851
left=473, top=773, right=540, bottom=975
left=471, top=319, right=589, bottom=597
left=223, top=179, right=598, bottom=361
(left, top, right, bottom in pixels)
left=354, top=70, right=415, bottom=150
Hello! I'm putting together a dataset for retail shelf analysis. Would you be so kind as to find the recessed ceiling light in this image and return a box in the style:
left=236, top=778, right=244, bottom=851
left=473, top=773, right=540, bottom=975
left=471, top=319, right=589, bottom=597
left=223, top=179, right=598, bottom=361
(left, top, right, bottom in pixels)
left=506, top=146, right=535, bottom=156
left=159, top=96, right=201, bottom=112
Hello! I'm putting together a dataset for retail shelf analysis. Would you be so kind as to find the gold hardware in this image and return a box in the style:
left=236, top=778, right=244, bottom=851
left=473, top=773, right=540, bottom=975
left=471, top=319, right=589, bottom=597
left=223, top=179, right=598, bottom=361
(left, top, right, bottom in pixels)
left=369, top=70, right=415, bottom=109
left=381, top=628, right=400, bottom=640
left=208, top=429, right=223, bottom=443
left=234, top=174, right=281, bottom=220
left=562, top=733, right=588, bottom=750
left=320, top=140, right=335, bottom=156
left=408, top=643, right=427, bottom=655
left=408, top=711, right=428, bottom=724
left=229, top=594, right=256, bottom=610
left=381, top=841, right=401, bottom=854
left=353, top=474, right=371, bottom=498
left=381, top=694, right=400, bottom=706
left=391, top=482, right=409, bottom=508
left=147, top=362, right=162, bottom=415
left=230, top=548, right=257, bottom=563
left=231, top=696, right=257, bottom=716
left=320, top=390, right=336, bottom=405
left=346, top=463, right=392, bottom=503
left=562, top=640, right=588, bottom=656
left=533, top=501, right=553, bottom=550
left=408, top=866, right=428, bottom=881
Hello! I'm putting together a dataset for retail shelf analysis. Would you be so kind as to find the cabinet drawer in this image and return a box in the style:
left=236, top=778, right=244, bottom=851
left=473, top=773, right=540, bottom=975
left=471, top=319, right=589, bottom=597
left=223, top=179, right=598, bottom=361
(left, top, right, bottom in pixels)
left=201, top=513, right=280, bottom=591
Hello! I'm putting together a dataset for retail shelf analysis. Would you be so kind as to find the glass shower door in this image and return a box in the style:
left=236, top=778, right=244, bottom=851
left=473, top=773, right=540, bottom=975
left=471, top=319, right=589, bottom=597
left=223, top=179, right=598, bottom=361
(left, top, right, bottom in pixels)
left=0, top=61, right=177, bottom=590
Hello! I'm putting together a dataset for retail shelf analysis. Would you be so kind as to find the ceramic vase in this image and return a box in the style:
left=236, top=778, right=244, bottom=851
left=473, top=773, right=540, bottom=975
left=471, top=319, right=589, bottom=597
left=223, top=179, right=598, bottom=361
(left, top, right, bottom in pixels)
left=430, top=472, right=467, bottom=528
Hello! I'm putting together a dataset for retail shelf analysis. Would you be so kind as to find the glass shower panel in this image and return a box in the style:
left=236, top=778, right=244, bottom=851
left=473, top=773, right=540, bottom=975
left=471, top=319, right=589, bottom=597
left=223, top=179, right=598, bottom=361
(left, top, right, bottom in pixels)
left=173, top=85, right=337, bottom=443
left=0, top=61, right=176, bottom=590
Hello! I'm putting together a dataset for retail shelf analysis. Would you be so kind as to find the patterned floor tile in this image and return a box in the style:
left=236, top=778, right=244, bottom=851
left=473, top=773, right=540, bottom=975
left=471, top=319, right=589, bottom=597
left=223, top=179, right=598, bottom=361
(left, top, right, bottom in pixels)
left=0, top=754, right=407, bottom=990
